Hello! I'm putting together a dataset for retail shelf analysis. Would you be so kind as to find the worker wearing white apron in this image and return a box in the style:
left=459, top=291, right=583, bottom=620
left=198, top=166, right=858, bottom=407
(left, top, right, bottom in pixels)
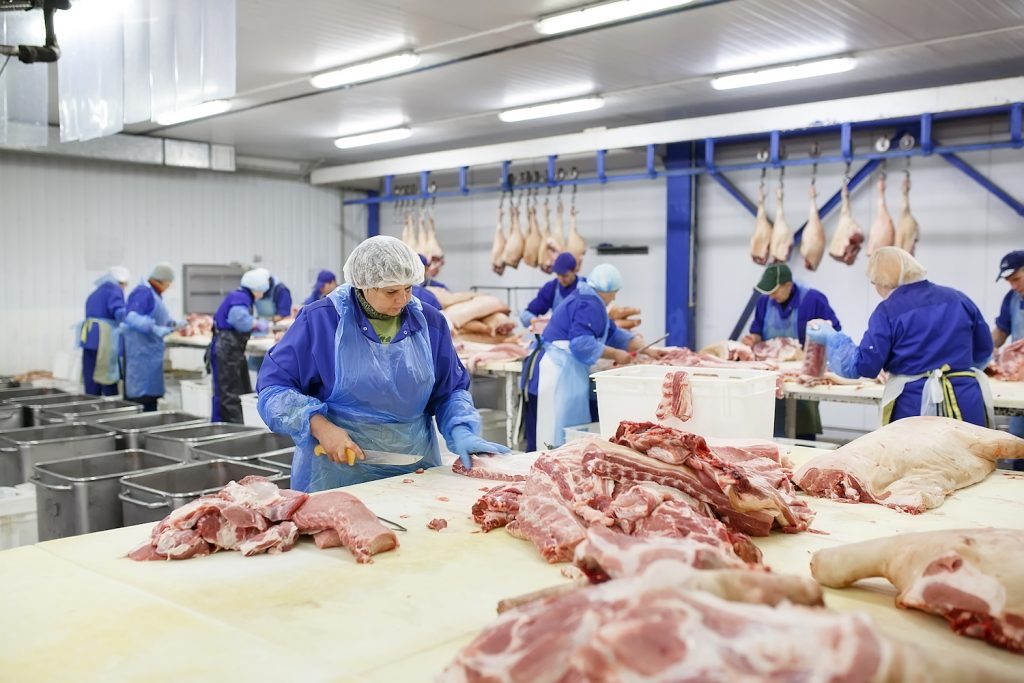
left=991, top=250, right=1024, bottom=438
left=809, top=247, right=994, bottom=428
left=741, top=263, right=841, bottom=439
left=531, top=264, right=651, bottom=450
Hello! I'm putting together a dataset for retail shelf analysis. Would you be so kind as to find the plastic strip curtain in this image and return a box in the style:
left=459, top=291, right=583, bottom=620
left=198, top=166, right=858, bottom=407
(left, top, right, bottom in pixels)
left=122, top=0, right=152, bottom=123
left=0, top=10, right=49, bottom=147
left=56, top=0, right=126, bottom=142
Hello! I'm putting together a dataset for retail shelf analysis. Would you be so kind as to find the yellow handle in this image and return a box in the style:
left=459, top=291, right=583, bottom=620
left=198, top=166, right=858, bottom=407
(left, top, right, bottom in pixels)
left=314, top=445, right=356, bottom=466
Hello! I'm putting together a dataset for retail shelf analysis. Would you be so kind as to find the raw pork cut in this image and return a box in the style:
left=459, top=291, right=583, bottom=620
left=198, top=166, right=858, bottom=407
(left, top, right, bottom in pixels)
left=423, top=213, right=444, bottom=261
left=752, top=336, right=802, bottom=362
left=812, top=528, right=1024, bottom=652
left=239, top=521, right=299, bottom=557
left=471, top=483, right=523, bottom=532
left=439, top=567, right=1001, bottom=683
left=802, top=339, right=827, bottom=377
left=599, top=422, right=814, bottom=535
left=452, top=454, right=529, bottom=482
left=501, top=205, right=525, bottom=268
left=796, top=416, right=1024, bottom=512
left=655, top=370, right=691, bottom=421
left=566, top=207, right=586, bottom=262
left=749, top=184, right=772, bottom=265
left=490, top=207, right=507, bottom=275
left=462, top=342, right=529, bottom=373
left=480, top=312, right=515, bottom=337
left=829, top=181, right=864, bottom=264
left=988, top=338, right=1024, bottom=381
left=866, top=174, right=895, bottom=256
left=292, top=491, right=398, bottom=563
left=895, top=174, right=919, bottom=254
left=522, top=205, right=541, bottom=268
left=443, top=295, right=510, bottom=329
left=699, top=340, right=755, bottom=362
left=426, top=287, right=475, bottom=309
left=768, top=184, right=793, bottom=263
left=801, top=182, right=826, bottom=270
left=427, top=518, right=448, bottom=531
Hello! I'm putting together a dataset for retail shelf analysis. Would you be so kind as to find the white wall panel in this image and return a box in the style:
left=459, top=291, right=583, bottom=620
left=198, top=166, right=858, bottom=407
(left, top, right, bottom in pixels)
left=0, top=151, right=342, bottom=374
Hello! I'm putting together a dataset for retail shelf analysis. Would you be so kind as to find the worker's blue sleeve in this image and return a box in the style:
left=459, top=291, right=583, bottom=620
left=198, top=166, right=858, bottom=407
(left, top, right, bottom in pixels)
left=105, top=286, right=127, bottom=323
left=995, top=290, right=1015, bottom=334
left=412, top=286, right=442, bottom=310
left=963, top=292, right=994, bottom=367
left=799, top=289, right=841, bottom=344
left=421, top=305, right=481, bottom=440
left=123, top=286, right=157, bottom=335
left=605, top=322, right=634, bottom=350
left=274, top=284, right=292, bottom=317
left=749, top=295, right=768, bottom=337
left=526, top=280, right=557, bottom=317
left=226, top=305, right=254, bottom=333
left=828, top=307, right=892, bottom=379
left=563, top=297, right=609, bottom=365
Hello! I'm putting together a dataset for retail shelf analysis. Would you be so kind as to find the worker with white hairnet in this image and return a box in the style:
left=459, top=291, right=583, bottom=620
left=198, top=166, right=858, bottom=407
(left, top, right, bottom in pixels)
left=256, top=236, right=507, bottom=492
left=522, top=263, right=661, bottom=451
left=123, top=263, right=181, bottom=411
left=208, top=268, right=272, bottom=422
left=808, top=247, right=994, bottom=427
left=79, top=266, right=130, bottom=396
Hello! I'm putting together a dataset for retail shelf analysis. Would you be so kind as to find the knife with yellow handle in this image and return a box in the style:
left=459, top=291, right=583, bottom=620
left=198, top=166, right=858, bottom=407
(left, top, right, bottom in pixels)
left=313, top=445, right=420, bottom=466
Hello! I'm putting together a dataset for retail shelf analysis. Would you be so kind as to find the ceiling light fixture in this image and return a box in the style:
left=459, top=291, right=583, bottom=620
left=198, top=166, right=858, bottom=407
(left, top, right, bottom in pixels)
left=710, top=57, right=857, bottom=90
left=535, top=0, right=696, bottom=35
left=310, top=52, right=421, bottom=89
left=498, top=97, right=604, bottom=123
left=333, top=126, right=413, bottom=149
left=153, top=99, right=232, bottom=126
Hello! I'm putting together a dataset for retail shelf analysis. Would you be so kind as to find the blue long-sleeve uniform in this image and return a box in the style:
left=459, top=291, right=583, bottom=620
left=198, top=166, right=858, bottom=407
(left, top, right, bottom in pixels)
left=265, top=279, right=292, bottom=318
left=750, top=284, right=840, bottom=344
left=215, top=288, right=256, bottom=332
left=520, top=277, right=583, bottom=327
left=995, top=290, right=1024, bottom=336
left=828, top=280, right=993, bottom=425
left=412, top=285, right=442, bottom=310
left=82, top=281, right=126, bottom=350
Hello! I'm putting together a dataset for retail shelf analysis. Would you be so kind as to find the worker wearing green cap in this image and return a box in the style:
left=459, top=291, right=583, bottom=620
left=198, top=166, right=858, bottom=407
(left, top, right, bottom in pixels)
left=741, top=263, right=841, bottom=439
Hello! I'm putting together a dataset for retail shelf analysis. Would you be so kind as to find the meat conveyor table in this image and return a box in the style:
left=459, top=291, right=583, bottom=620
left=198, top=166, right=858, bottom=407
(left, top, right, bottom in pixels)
left=1, top=448, right=1022, bottom=682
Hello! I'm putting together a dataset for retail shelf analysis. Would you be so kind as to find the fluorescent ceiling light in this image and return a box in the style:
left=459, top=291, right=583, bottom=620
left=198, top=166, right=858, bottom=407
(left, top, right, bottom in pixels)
left=153, top=100, right=232, bottom=126
left=334, top=127, right=413, bottom=149
left=310, top=52, right=421, bottom=89
left=711, top=57, right=857, bottom=90
left=499, top=97, right=604, bottom=123
left=536, top=0, right=696, bottom=35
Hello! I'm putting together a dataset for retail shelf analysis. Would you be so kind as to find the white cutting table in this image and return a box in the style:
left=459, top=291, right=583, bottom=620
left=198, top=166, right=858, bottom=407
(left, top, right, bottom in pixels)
left=1, top=447, right=1022, bottom=681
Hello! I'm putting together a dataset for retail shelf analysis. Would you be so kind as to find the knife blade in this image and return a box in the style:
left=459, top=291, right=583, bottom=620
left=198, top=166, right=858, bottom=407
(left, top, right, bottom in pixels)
left=313, top=445, right=422, bottom=466
left=632, top=333, right=669, bottom=357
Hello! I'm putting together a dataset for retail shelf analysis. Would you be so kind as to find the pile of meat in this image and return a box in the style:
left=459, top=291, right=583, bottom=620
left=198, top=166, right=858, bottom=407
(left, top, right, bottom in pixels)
left=432, top=291, right=518, bottom=344
left=607, top=304, right=641, bottom=330
left=795, top=416, right=1024, bottom=513
left=987, top=338, right=1024, bottom=381
left=471, top=421, right=813, bottom=565
left=128, top=476, right=397, bottom=564
left=174, top=313, right=213, bottom=338
left=454, top=340, right=529, bottom=372
left=812, top=528, right=1024, bottom=653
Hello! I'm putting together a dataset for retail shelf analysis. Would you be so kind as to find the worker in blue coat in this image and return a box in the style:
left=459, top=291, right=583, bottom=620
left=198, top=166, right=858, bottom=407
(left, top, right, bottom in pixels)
left=741, top=263, right=841, bottom=440
left=412, top=255, right=442, bottom=309
left=518, top=252, right=583, bottom=328
left=123, top=263, right=180, bottom=412
left=80, top=266, right=130, bottom=396
left=522, top=264, right=654, bottom=451
left=252, top=270, right=292, bottom=321
left=210, top=269, right=272, bottom=423
left=809, top=247, right=994, bottom=427
left=256, top=236, right=507, bottom=492
left=303, top=269, right=337, bottom=306
left=991, top=250, right=1024, bottom=438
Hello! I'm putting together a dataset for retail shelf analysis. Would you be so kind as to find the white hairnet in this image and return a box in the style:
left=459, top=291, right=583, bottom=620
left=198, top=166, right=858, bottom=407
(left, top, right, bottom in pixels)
left=344, top=235, right=425, bottom=289
left=110, top=266, right=130, bottom=283
left=241, top=268, right=271, bottom=293
left=867, top=246, right=927, bottom=290
left=588, top=263, right=624, bottom=292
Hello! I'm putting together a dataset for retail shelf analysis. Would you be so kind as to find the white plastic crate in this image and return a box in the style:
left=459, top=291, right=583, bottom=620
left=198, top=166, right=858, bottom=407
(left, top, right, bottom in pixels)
left=592, top=365, right=777, bottom=440
left=167, top=346, right=208, bottom=372
left=564, top=422, right=600, bottom=443
left=0, top=484, right=38, bottom=551
left=240, top=393, right=268, bottom=429
left=181, top=379, right=212, bottom=418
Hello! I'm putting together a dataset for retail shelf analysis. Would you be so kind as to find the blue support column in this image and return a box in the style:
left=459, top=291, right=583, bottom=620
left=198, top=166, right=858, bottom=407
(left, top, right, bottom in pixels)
left=665, top=142, right=696, bottom=349
left=366, top=190, right=380, bottom=237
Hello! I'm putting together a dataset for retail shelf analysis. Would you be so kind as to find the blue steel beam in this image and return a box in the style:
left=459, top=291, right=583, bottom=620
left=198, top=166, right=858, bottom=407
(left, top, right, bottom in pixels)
left=665, top=142, right=696, bottom=349
left=708, top=171, right=758, bottom=217
left=366, top=190, right=380, bottom=237
left=939, top=152, right=1024, bottom=217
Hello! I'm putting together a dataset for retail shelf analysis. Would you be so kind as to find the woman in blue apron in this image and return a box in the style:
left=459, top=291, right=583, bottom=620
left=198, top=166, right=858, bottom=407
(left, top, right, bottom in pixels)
left=252, top=271, right=292, bottom=321
left=518, top=252, right=584, bottom=328
left=256, top=236, right=507, bottom=492
left=991, top=250, right=1024, bottom=438
left=302, top=269, right=338, bottom=306
left=210, top=269, right=271, bottom=423
left=79, top=266, right=129, bottom=396
left=741, top=263, right=841, bottom=439
left=526, top=264, right=651, bottom=451
left=122, top=264, right=179, bottom=412
left=810, top=247, right=994, bottom=428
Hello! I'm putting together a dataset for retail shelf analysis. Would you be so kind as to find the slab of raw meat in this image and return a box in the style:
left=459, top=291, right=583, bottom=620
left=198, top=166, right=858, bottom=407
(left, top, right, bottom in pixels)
left=292, top=491, right=398, bottom=563
left=443, top=294, right=510, bottom=329
left=452, top=453, right=531, bottom=482
left=829, top=181, right=864, bottom=265
left=427, top=518, right=448, bottom=531
left=219, top=476, right=308, bottom=522
left=811, top=528, right=1024, bottom=653
left=698, top=340, right=755, bottom=362
left=801, top=182, right=826, bottom=270
left=312, top=529, right=343, bottom=549
left=471, top=484, right=523, bottom=532
left=749, top=184, right=772, bottom=264
left=427, top=287, right=475, bottom=309
left=633, top=496, right=763, bottom=565
left=439, top=568, right=1002, bottom=683
left=866, top=174, right=895, bottom=256
left=768, top=184, right=793, bottom=263
left=655, top=370, right=691, bottom=421
left=988, top=338, right=1024, bottom=381
left=795, top=416, right=1024, bottom=513
left=752, top=336, right=802, bottom=362
left=599, top=423, right=814, bottom=535
left=706, top=440, right=785, bottom=466
left=490, top=207, right=507, bottom=275
left=802, top=338, right=827, bottom=377
left=502, top=205, right=525, bottom=268
left=463, top=342, right=529, bottom=373
left=239, top=521, right=299, bottom=557
left=895, top=174, right=919, bottom=254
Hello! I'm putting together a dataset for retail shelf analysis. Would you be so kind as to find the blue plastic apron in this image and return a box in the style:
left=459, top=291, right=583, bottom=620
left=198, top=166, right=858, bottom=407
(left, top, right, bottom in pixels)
left=123, top=284, right=171, bottom=399
left=1009, top=294, right=1024, bottom=438
left=762, top=291, right=800, bottom=341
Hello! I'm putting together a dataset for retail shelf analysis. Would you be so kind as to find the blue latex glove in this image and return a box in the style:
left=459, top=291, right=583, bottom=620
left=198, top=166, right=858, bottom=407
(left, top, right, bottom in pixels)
left=253, top=319, right=270, bottom=334
left=449, top=425, right=511, bottom=469
left=153, top=325, right=174, bottom=337
left=805, top=320, right=836, bottom=346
